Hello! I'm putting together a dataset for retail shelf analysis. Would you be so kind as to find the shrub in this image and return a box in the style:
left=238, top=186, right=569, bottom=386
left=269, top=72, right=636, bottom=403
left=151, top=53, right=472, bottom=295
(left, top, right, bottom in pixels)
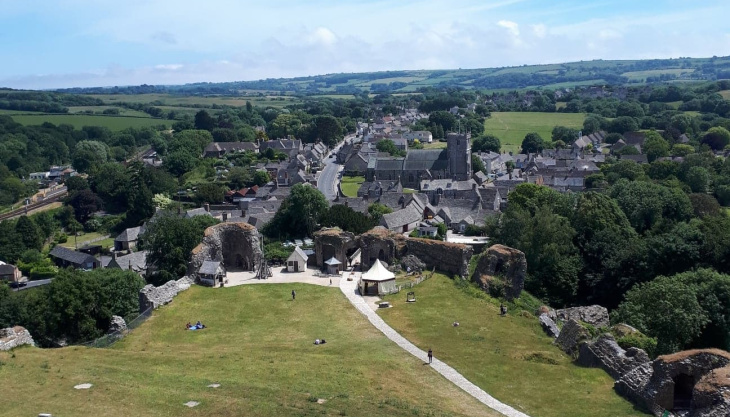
left=617, top=334, right=658, bottom=358
left=30, top=265, right=58, bottom=280
left=56, top=233, right=68, bottom=244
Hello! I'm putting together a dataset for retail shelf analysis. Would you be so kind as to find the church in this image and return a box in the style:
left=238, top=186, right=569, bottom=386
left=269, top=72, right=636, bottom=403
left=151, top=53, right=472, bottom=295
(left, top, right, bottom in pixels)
left=365, top=133, right=472, bottom=189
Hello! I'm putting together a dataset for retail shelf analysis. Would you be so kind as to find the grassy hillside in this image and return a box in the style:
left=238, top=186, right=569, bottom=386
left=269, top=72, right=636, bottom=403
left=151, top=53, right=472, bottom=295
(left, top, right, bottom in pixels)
left=0, top=284, right=497, bottom=417
left=482, top=112, right=586, bottom=153
left=379, top=274, right=647, bottom=417
left=8, top=114, right=171, bottom=130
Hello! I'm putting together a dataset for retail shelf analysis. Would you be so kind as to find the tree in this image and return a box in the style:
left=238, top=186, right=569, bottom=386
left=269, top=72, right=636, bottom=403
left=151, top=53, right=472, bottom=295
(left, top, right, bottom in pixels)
left=701, top=126, right=730, bottom=150
left=312, top=115, right=343, bottom=148
left=671, top=144, right=695, bottom=157
left=376, top=139, right=405, bottom=157
left=551, top=126, right=579, bottom=143
left=583, top=116, right=603, bottom=135
left=607, top=116, right=639, bottom=134
left=642, top=131, right=670, bottom=162
left=428, top=111, right=456, bottom=132
left=15, top=216, right=43, bottom=253
left=367, top=203, right=392, bottom=222
left=67, top=189, right=103, bottom=223
left=471, top=154, right=486, bottom=174
left=614, top=275, right=708, bottom=354
left=142, top=212, right=219, bottom=279
left=321, top=204, right=376, bottom=235
left=252, top=170, right=271, bottom=186
left=228, top=167, right=253, bottom=189
left=263, top=184, right=328, bottom=238
left=521, top=132, right=544, bottom=153
left=609, top=180, right=692, bottom=233
left=194, top=110, right=216, bottom=131
left=163, top=149, right=198, bottom=176
left=685, top=166, right=710, bottom=193
left=472, top=135, right=501, bottom=153
left=64, top=176, right=89, bottom=193
left=194, top=183, right=225, bottom=204
left=72, top=140, right=109, bottom=173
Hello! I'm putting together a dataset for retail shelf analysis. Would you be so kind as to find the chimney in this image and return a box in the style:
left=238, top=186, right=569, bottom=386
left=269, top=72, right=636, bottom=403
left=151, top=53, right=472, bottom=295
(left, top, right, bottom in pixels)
left=241, top=209, right=246, bottom=218
left=112, top=252, right=117, bottom=260
left=222, top=212, right=228, bottom=222
left=472, top=182, right=477, bottom=190
left=204, top=203, right=210, bottom=212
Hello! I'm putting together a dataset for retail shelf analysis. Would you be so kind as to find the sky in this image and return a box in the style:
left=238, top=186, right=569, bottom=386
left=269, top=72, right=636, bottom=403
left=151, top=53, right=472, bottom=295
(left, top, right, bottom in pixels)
left=1, top=0, right=729, bottom=89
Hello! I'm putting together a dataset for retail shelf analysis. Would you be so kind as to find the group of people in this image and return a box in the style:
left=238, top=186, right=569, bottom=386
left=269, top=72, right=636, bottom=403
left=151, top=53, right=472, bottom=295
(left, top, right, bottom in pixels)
left=186, top=321, right=206, bottom=330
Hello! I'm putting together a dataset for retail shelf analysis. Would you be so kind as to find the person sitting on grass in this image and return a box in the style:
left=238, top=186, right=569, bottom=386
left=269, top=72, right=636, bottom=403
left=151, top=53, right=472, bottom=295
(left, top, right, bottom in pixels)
left=500, top=304, right=507, bottom=316
left=314, top=339, right=321, bottom=345
left=186, top=322, right=192, bottom=329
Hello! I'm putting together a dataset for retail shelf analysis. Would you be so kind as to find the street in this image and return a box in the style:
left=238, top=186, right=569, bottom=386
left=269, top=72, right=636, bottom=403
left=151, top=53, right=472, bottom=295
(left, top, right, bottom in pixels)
left=317, top=136, right=352, bottom=201
left=15, top=278, right=53, bottom=291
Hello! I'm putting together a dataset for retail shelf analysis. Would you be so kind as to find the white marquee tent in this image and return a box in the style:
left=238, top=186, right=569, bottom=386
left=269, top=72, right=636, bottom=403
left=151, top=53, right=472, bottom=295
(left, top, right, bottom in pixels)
left=359, top=259, right=397, bottom=295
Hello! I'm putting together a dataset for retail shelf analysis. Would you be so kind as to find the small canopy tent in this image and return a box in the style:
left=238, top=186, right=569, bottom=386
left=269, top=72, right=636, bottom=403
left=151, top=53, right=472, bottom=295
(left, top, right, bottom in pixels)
left=325, top=256, right=342, bottom=275
left=359, top=259, right=397, bottom=296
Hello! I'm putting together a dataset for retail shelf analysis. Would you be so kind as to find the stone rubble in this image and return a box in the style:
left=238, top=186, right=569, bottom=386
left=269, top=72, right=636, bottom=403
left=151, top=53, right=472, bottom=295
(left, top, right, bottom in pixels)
left=0, top=326, right=35, bottom=351
left=538, top=314, right=560, bottom=338
left=108, top=316, right=127, bottom=334
left=577, top=334, right=649, bottom=379
left=555, top=305, right=610, bottom=328
left=554, top=319, right=590, bottom=357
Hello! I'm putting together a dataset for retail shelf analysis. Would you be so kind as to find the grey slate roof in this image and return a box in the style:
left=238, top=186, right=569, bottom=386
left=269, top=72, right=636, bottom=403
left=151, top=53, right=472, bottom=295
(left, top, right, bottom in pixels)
left=381, top=204, right=422, bottom=229
left=115, top=226, right=142, bottom=243
left=108, top=251, right=147, bottom=273
left=49, top=246, right=96, bottom=265
left=199, top=260, right=222, bottom=275
left=403, top=149, right=448, bottom=171
left=375, top=157, right=405, bottom=171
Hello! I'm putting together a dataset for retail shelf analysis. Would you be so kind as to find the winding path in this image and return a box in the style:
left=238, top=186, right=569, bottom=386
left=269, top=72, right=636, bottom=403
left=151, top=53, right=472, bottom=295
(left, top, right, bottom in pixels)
left=339, top=272, right=531, bottom=417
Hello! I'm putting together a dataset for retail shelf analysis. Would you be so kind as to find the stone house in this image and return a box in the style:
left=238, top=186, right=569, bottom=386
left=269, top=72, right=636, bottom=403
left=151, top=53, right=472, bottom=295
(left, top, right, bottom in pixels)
left=203, top=142, right=259, bottom=158
left=114, top=226, right=143, bottom=251
left=0, top=263, right=21, bottom=282
left=49, top=246, right=100, bottom=270
left=380, top=204, right=422, bottom=233
left=286, top=246, right=308, bottom=272
left=403, top=131, right=433, bottom=143
left=198, top=260, right=226, bottom=287
left=107, top=251, right=148, bottom=276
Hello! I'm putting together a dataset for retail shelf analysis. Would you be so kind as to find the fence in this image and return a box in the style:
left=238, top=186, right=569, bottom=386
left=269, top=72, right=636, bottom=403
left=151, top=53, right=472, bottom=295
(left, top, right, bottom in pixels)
left=81, top=307, right=153, bottom=348
left=395, top=267, right=437, bottom=293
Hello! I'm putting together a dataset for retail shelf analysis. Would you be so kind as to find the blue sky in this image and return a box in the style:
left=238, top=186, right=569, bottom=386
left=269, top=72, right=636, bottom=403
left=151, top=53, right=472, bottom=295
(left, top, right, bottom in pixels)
left=1, top=0, right=729, bottom=89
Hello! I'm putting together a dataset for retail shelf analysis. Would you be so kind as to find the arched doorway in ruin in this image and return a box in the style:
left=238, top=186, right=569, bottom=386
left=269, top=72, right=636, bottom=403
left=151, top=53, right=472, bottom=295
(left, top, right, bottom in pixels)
left=672, top=373, right=695, bottom=411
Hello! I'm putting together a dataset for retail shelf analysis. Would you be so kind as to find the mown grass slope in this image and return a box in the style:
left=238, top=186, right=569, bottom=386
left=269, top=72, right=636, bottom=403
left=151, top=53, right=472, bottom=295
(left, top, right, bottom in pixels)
left=379, top=274, right=647, bottom=417
left=0, top=284, right=496, bottom=417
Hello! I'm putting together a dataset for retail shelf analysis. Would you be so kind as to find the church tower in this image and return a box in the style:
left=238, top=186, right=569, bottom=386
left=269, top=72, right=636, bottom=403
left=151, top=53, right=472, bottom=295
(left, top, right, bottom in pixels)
left=447, top=132, right=471, bottom=181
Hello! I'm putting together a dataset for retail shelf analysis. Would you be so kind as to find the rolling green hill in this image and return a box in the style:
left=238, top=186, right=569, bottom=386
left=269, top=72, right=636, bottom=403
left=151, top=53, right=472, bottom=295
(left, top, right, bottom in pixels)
left=58, top=56, right=730, bottom=95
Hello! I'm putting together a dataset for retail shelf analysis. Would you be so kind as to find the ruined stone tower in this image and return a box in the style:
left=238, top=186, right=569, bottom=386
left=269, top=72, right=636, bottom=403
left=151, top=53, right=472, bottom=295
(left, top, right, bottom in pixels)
left=447, top=132, right=471, bottom=181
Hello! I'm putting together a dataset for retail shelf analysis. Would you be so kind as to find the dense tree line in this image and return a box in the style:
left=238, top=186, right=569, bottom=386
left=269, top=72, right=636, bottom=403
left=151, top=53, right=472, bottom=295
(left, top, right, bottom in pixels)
left=0, top=268, right=145, bottom=347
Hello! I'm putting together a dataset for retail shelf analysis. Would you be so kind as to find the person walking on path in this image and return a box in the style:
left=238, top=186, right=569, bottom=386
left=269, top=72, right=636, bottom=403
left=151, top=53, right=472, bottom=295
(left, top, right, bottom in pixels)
left=292, top=290, right=296, bottom=300
left=427, top=348, right=433, bottom=364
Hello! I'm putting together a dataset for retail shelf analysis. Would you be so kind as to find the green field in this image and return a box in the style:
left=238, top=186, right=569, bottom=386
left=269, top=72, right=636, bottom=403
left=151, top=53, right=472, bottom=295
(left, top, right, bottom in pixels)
left=340, top=175, right=365, bottom=197
left=9, top=114, right=171, bottom=130
left=621, top=68, right=694, bottom=81
left=483, top=112, right=586, bottom=153
left=67, top=106, right=151, bottom=117
left=720, top=90, right=730, bottom=100
left=89, top=93, right=299, bottom=109
left=380, top=275, right=646, bottom=417
left=0, top=284, right=496, bottom=417
left=0, top=109, right=43, bottom=115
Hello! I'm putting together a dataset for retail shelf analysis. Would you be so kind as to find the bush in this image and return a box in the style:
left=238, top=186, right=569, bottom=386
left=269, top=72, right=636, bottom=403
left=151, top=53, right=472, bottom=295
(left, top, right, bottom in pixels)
left=617, top=334, right=658, bottom=358
left=56, top=233, right=68, bottom=244
left=30, top=265, right=58, bottom=280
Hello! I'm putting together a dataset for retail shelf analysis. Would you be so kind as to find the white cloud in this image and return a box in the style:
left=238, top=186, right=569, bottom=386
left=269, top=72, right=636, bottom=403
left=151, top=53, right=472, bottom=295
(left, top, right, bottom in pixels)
left=497, top=20, right=520, bottom=36
left=154, top=64, right=183, bottom=71
left=532, top=24, right=546, bottom=38
left=307, top=27, right=338, bottom=46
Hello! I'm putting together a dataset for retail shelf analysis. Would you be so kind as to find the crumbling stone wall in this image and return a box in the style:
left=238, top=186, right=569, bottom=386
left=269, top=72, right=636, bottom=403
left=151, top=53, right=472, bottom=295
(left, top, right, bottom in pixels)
left=554, top=319, right=591, bottom=357
left=471, top=244, right=527, bottom=300
left=139, top=276, right=193, bottom=313
left=556, top=305, right=610, bottom=328
left=358, top=227, right=406, bottom=270
left=314, top=228, right=357, bottom=268
left=0, top=326, right=35, bottom=351
left=615, top=349, right=730, bottom=416
left=190, top=222, right=263, bottom=273
left=405, top=238, right=472, bottom=278
left=577, top=334, right=650, bottom=379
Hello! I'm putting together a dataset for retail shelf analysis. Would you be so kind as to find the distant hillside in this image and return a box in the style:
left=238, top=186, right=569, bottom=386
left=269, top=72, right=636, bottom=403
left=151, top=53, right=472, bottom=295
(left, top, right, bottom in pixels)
left=56, top=56, right=730, bottom=96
